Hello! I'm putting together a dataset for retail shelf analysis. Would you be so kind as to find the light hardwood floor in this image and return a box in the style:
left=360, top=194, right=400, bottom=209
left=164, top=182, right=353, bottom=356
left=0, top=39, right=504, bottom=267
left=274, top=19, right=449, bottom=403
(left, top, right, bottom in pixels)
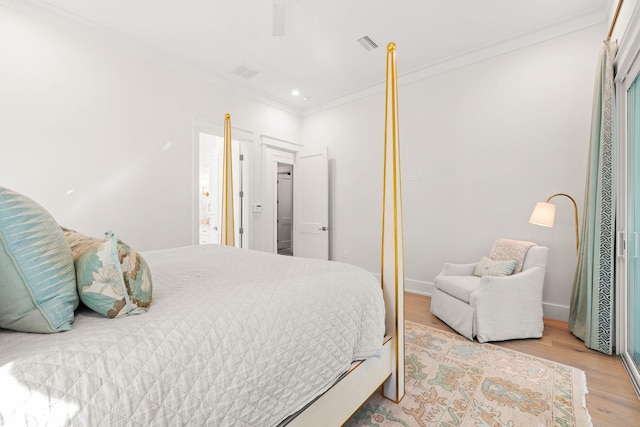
left=406, top=292, right=640, bottom=427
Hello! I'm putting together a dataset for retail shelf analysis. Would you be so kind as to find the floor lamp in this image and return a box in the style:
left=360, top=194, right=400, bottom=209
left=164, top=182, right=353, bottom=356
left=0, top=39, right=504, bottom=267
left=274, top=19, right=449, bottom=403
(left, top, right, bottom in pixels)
left=529, top=193, right=579, bottom=253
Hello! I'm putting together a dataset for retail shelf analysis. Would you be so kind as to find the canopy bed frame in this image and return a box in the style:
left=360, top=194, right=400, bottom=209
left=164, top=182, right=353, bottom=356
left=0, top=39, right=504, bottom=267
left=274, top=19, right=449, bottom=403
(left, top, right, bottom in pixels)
left=289, top=41, right=406, bottom=425
left=0, top=44, right=405, bottom=426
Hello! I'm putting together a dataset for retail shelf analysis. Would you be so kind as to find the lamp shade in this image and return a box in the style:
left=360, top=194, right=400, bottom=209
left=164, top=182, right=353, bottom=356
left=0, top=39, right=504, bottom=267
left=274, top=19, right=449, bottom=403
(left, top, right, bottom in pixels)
left=529, top=202, right=556, bottom=227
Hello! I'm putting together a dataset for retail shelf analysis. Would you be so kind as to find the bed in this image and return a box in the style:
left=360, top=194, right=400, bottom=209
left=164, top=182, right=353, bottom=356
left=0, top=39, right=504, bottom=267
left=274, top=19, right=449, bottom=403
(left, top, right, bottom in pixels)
left=0, top=240, right=394, bottom=426
left=1, top=40, right=406, bottom=426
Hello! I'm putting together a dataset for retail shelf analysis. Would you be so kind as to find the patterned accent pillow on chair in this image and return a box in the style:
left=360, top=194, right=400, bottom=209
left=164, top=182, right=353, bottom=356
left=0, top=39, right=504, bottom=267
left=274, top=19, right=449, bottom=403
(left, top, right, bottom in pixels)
left=0, top=187, right=78, bottom=333
left=489, top=238, right=536, bottom=274
left=63, top=228, right=153, bottom=318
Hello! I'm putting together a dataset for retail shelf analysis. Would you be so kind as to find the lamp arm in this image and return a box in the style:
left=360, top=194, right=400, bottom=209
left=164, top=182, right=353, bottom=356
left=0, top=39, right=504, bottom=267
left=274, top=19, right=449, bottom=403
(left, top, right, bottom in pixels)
left=546, top=193, right=579, bottom=253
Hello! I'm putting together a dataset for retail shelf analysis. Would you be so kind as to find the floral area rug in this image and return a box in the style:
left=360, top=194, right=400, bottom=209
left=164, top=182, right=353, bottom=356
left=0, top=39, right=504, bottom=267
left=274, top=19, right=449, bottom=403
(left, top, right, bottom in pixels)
left=346, top=321, right=591, bottom=427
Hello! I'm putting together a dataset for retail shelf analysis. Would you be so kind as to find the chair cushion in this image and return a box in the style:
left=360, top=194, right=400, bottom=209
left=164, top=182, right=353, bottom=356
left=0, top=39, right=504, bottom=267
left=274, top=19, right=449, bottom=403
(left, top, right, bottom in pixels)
left=434, top=275, right=481, bottom=303
left=489, top=238, right=536, bottom=273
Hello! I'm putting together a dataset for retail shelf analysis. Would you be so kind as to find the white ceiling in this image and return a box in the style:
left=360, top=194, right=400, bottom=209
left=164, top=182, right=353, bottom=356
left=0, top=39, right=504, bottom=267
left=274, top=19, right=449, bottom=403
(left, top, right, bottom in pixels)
left=3, top=0, right=613, bottom=115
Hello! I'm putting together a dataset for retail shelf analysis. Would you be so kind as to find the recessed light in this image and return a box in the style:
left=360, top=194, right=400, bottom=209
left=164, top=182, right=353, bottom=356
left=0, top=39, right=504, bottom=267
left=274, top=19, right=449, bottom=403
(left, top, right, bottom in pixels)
left=303, top=97, right=310, bottom=101
left=291, top=89, right=300, bottom=96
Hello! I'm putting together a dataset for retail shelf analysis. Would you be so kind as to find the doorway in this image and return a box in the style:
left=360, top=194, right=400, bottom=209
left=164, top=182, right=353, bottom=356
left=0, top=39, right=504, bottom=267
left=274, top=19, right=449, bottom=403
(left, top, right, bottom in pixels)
left=259, top=136, right=328, bottom=259
left=277, top=164, right=293, bottom=256
left=624, top=72, right=640, bottom=393
left=198, top=132, right=245, bottom=247
left=617, top=30, right=640, bottom=396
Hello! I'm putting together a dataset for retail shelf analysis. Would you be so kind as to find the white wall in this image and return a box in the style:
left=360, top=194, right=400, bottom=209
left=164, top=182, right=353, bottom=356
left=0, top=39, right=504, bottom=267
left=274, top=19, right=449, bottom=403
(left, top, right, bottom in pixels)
left=0, top=4, right=608, bottom=321
left=0, top=5, right=302, bottom=251
left=302, top=24, right=607, bottom=321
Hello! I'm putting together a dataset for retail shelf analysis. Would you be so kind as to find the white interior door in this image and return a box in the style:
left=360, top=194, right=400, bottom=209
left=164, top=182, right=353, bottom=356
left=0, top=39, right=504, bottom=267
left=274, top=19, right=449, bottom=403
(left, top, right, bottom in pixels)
left=294, top=147, right=328, bottom=260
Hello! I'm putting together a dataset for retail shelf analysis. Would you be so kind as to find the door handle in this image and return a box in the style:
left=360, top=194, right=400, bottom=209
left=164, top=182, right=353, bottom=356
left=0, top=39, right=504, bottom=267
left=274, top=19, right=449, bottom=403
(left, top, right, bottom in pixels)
left=318, top=226, right=328, bottom=231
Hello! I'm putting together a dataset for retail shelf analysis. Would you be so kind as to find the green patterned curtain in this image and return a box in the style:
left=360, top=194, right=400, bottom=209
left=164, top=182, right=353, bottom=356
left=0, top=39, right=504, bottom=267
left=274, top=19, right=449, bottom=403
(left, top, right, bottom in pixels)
left=569, top=40, right=616, bottom=355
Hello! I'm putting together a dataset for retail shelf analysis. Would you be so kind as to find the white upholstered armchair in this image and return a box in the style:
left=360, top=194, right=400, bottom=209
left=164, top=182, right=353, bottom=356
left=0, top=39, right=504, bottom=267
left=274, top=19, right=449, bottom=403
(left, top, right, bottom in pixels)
left=430, top=239, right=549, bottom=343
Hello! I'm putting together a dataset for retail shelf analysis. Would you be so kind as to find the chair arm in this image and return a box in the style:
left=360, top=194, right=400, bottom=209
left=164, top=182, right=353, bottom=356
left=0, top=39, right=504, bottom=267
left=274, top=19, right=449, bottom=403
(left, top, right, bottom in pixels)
left=439, top=262, right=478, bottom=277
left=470, top=266, right=546, bottom=342
left=470, top=267, right=545, bottom=305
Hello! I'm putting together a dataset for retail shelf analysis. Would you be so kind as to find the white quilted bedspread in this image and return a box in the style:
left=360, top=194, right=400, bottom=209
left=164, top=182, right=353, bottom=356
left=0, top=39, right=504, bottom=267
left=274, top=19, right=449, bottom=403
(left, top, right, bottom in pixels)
left=0, top=245, right=385, bottom=426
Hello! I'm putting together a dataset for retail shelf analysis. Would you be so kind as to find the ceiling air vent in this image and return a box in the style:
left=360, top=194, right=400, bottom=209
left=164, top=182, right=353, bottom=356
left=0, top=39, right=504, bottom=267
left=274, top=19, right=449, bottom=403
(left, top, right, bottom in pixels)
left=356, top=35, right=379, bottom=51
left=232, top=65, right=260, bottom=79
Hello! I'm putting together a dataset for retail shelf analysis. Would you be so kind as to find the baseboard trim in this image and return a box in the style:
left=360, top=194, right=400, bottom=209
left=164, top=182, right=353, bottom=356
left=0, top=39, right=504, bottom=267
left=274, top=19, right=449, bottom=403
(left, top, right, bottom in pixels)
left=371, top=273, right=434, bottom=296
left=405, top=278, right=433, bottom=296
left=542, top=302, right=570, bottom=322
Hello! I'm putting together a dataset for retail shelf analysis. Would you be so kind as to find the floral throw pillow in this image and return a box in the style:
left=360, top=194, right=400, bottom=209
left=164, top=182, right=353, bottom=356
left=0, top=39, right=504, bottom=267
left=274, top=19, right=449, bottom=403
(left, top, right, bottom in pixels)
left=63, top=228, right=152, bottom=318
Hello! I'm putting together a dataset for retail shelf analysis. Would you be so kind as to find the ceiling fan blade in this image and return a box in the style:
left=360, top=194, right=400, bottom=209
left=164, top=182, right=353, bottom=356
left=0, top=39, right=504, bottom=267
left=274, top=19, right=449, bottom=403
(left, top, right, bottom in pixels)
left=273, top=2, right=286, bottom=36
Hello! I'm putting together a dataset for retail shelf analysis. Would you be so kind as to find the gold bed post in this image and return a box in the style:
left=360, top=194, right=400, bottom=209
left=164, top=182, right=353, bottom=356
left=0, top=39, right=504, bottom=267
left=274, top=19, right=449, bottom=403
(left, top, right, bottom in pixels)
left=221, top=113, right=235, bottom=246
left=381, top=42, right=405, bottom=403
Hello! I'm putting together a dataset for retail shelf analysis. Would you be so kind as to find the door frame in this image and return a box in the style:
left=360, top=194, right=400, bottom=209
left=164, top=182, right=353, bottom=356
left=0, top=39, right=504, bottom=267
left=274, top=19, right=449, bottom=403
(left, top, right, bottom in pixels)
left=192, top=116, right=253, bottom=247
left=277, top=164, right=294, bottom=252
left=260, top=135, right=302, bottom=254
left=614, top=3, right=640, bottom=395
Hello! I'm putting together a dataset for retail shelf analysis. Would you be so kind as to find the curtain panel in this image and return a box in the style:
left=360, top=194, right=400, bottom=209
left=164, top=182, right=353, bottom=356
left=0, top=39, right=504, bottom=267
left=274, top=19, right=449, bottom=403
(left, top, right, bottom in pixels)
left=569, top=40, right=616, bottom=355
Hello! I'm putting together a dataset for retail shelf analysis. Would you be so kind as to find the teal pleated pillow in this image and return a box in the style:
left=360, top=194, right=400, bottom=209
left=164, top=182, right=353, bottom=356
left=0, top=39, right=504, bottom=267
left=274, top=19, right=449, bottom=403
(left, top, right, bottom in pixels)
left=473, top=256, right=517, bottom=277
left=0, top=187, right=78, bottom=333
left=63, top=228, right=152, bottom=318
